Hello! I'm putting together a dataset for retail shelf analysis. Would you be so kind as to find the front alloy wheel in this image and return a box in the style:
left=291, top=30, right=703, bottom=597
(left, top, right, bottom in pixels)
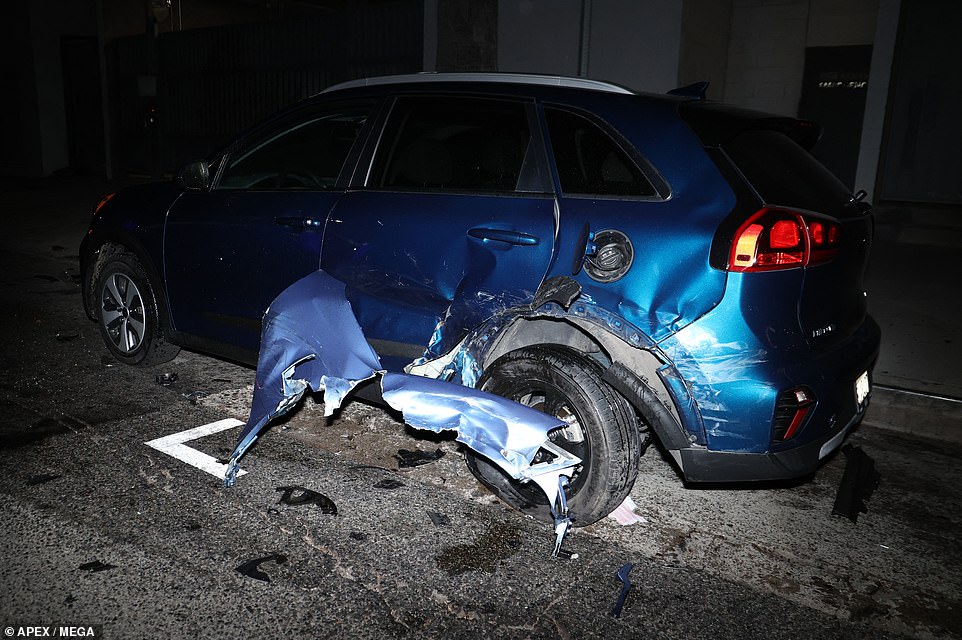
left=100, top=272, right=147, bottom=354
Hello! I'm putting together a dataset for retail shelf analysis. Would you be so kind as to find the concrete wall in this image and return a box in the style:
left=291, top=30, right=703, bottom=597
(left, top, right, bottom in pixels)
left=497, top=0, right=683, bottom=92
left=677, top=0, right=732, bottom=97
left=722, top=0, right=879, bottom=116
left=498, top=0, right=583, bottom=77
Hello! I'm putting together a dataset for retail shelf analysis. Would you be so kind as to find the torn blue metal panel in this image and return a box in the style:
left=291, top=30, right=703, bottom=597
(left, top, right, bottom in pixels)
left=225, top=271, right=382, bottom=483
left=380, top=372, right=571, bottom=478
left=224, top=270, right=580, bottom=553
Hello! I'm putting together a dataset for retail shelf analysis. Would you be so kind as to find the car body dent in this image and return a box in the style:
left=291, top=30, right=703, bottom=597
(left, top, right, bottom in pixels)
left=223, top=269, right=580, bottom=553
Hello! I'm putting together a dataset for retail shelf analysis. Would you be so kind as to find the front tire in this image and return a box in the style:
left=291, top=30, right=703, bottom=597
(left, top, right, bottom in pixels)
left=465, top=346, right=640, bottom=526
left=93, top=248, right=179, bottom=366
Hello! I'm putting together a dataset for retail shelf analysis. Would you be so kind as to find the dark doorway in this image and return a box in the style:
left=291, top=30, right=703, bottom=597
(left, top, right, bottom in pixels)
left=798, top=45, right=872, bottom=191
left=61, top=36, right=105, bottom=175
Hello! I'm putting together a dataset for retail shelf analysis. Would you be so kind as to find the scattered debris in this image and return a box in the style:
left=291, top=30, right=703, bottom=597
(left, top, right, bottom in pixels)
left=373, top=478, right=405, bottom=490
left=185, top=521, right=202, bottom=531
left=79, top=560, right=117, bottom=573
left=182, top=391, right=210, bottom=404
left=236, top=553, right=287, bottom=583
left=832, top=445, right=880, bottom=523
left=396, top=448, right=445, bottom=468
left=155, top=372, right=178, bottom=386
left=100, top=355, right=116, bottom=368
left=428, top=511, right=450, bottom=527
left=223, top=270, right=581, bottom=556
left=26, top=473, right=62, bottom=486
left=556, top=549, right=579, bottom=560
left=276, top=485, right=337, bottom=515
left=611, top=562, right=633, bottom=618
left=55, top=332, right=80, bottom=342
left=350, top=531, right=369, bottom=541
left=607, top=496, right=647, bottom=526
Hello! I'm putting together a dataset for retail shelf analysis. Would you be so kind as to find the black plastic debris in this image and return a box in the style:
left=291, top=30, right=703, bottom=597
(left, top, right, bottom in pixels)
left=51, top=245, right=66, bottom=252
left=373, top=478, right=405, bottom=490
left=55, top=332, right=80, bottom=342
left=26, top=473, right=61, bottom=486
left=428, top=511, right=450, bottom=527
left=276, top=485, right=337, bottom=515
left=79, top=560, right=117, bottom=573
left=350, top=531, right=369, bottom=541
left=611, top=562, right=633, bottom=618
left=155, top=372, right=178, bottom=386
left=832, top=445, right=881, bottom=523
left=556, top=549, right=579, bottom=560
left=236, top=553, right=287, bottom=583
left=396, top=448, right=445, bottom=468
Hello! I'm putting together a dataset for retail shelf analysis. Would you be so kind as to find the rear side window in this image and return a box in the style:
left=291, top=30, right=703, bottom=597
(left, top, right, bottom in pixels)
left=545, top=107, right=656, bottom=197
left=724, top=129, right=852, bottom=215
left=371, top=96, right=540, bottom=193
left=217, top=106, right=371, bottom=191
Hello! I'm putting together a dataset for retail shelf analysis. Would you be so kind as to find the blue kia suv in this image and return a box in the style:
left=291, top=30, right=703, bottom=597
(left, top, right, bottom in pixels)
left=80, top=73, right=880, bottom=524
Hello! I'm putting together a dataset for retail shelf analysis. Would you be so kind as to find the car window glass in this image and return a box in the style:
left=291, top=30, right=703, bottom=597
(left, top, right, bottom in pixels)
left=372, top=97, right=532, bottom=193
left=545, top=107, right=656, bottom=197
left=217, top=107, right=370, bottom=190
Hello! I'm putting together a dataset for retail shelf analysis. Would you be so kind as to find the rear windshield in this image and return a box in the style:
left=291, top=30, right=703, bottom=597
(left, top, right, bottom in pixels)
left=724, top=129, right=852, bottom=216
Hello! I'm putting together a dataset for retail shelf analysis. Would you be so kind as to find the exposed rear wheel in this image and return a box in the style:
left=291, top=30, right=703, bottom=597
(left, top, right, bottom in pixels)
left=464, top=346, right=640, bottom=526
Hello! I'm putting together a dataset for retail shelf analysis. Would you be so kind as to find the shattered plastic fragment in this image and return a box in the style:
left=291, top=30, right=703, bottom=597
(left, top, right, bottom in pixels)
left=276, top=485, right=338, bottom=514
left=236, top=553, right=287, bottom=583
left=607, top=496, right=648, bottom=526
left=373, top=478, right=405, bottom=490
left=395, top=448, right=445, bottom=468
left=832, top=445, right=880, bottom=523
left=26, top=473, right=62, bottom=486
left=78, top=560, right=117, bottom=573
left=428, top=511, right=450, bottom=527
left=155, top=372, right=178, bottom=386
left=611, top=562, right=634, bottom=618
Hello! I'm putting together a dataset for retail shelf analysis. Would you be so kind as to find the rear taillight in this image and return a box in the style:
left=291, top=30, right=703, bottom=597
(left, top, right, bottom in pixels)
left=728, top=207, right=840, bottom=272
left=772, top=386, right=816, bottom=442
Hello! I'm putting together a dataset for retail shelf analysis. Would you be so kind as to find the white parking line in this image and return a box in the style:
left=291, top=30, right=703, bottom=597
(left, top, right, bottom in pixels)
left=145, top=418, right=247, bottom=480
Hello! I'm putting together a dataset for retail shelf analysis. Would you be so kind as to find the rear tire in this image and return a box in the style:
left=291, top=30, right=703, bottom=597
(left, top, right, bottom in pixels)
left=464, top=346, right=640, bottom=526
left=93, top=248, right=179, bottom=366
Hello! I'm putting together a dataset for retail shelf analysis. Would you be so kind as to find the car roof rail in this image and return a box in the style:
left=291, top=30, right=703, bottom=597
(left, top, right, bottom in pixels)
left=321, top=72, right=635, bottom=95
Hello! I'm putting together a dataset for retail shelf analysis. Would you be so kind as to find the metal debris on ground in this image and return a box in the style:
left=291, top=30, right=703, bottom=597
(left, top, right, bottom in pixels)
left=276, top=485, right=337, bottom=515
left=236, top=553, right=287, bottom=583
left=395, top=448, right=445, bottom=468
left=155, top=372, right=178, bottom=386
left=832, top=444, right=881, bottom=523
left=78, top=560, right=117, bottom=573
left=611, top=562, right=634, bottom=618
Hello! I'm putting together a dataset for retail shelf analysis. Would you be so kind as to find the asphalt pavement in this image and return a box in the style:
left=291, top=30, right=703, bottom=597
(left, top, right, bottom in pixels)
left=0, top=175, right=960, bottom=639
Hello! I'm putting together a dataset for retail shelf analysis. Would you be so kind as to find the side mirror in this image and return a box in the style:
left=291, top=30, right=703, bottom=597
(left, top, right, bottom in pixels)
left=176, top=160, right=210, bottom=190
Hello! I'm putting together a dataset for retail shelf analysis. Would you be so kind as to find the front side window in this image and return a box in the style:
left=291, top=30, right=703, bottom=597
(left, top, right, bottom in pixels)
left=545, top=107, right=657, bottom=197
left=217, top=105, right=371, bottom=191
left=371, top=97, right=536, bottom=193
